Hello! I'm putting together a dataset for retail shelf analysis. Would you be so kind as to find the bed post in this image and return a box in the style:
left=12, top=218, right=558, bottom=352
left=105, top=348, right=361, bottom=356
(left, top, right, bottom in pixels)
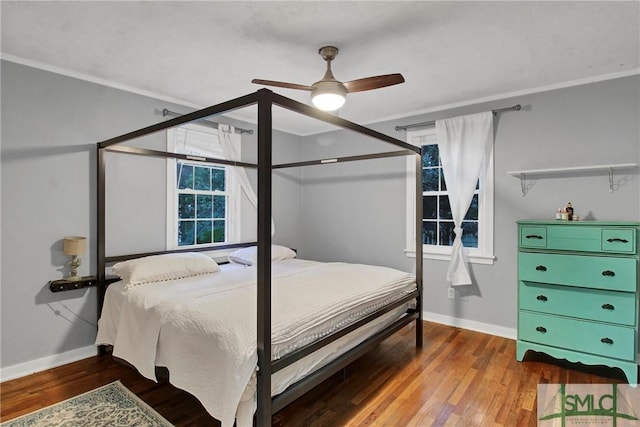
left=256, top=89, right=273, bottom=426
left=97, top=145, right=107, bottom=355
left=414, top=151, right=423, bottom=347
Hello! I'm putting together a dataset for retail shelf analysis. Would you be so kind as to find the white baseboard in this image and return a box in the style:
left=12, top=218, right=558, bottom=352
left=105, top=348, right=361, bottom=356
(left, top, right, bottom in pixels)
left=423, top=310, right=517, bottom=340
left=0, top=345, right=97, bottom=382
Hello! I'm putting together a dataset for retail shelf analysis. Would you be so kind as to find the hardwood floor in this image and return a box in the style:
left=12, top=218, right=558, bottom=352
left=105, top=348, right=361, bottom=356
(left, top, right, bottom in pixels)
left=1, top=321, right=629, bottom=426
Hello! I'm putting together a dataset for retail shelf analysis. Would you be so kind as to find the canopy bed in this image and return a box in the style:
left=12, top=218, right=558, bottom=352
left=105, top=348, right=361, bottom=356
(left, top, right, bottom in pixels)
left=96, top=89, right=423, bottom=426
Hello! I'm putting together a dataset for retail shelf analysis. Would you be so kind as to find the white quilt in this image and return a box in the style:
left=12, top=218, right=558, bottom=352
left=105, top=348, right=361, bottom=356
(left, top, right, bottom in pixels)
left=96, top=259, right=415, bottom=427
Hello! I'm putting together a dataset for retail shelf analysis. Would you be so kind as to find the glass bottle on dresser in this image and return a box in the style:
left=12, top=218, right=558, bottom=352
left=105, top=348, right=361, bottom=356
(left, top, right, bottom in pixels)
left=566, top=202, right=574, bottom=221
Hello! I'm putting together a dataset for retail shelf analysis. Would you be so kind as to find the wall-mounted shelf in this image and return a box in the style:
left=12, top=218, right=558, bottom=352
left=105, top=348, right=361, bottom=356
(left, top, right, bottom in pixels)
left=508, top=163, right=638, bottom=196
left=49, top=275, right=120, bottom=292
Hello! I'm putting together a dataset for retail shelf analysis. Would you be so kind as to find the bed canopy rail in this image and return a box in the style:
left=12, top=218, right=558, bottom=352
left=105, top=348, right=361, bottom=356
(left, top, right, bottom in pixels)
left=103, top=242, right=258, bottom=264
left=273, top=149, right=418, bottom=169
left=98, top=92, right=259, bottom=149
left=162, top=108, right=254, bottom=135
left=97, top=88, right=423, bottom=427
left=103, top=144, right=258, bottom=169
left=98, top=89, right=420, bottom=154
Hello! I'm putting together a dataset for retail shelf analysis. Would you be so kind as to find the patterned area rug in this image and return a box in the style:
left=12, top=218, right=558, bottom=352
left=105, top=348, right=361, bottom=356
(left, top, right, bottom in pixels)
left=1, top=381, right=173, bottom=426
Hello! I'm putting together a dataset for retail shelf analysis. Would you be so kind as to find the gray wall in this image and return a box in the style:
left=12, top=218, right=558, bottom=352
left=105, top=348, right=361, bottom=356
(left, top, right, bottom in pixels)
left=0, top=61, right=302, bottom=370
left=300, top=75, right=640, bottom=333
left=2, top=59, right=637, bottom=374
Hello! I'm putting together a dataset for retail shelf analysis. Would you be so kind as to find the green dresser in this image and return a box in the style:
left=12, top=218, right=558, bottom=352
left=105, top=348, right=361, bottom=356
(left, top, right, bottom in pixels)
left=516, top=220, right=639, bottom=384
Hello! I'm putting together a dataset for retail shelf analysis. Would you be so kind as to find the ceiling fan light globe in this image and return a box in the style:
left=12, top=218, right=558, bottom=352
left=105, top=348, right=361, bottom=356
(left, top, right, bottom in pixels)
left=312, top=92, right=346, bottom=111
left=311, top=81, right=347, bottom=111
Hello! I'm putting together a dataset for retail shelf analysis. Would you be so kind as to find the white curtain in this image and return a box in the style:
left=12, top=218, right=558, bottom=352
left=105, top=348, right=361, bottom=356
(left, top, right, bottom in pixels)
left=218, top=124, right=275, bottom=236
left=174, top=127, right=225, bottom=158
left=436, top=112, right=493, bottom=286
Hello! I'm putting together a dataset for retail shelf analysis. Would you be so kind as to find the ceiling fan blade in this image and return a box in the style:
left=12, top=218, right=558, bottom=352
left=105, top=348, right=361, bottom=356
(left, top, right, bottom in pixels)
left=343, top=73, right=405, bottom=93
left=251, top=79, right=313, bottom=91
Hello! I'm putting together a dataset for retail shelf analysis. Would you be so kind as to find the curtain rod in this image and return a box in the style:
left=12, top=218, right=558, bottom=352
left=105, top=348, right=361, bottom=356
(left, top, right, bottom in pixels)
left=394, top=104, right=521, bottom=132
left=162, top=108, right=254, bottom=135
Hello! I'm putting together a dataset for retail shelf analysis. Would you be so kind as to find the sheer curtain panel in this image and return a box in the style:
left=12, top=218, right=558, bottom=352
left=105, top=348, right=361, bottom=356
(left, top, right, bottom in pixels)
left=436, top=112, right=493, bottom=286
left=219, top=124, right=275, bottom=236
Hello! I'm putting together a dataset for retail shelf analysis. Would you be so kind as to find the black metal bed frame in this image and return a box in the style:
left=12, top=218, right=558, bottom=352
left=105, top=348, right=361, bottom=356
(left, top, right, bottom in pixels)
left=96, top=88, right=423, bottom=426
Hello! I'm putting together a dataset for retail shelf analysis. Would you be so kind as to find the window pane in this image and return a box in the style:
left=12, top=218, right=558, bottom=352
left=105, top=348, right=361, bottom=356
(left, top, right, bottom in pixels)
left=440, top=170, right=447, bottom=191
left=178, top=164, right=193, bottom=189
left=178, top=194, right=195, bottom=219
left=213, top=195, right=226, bottom=218
left=439, top=222, right=455, bottom=246
left=422, top=196, right=437, bottom=219
left=421, top=145, right=439, bottom=167
left=439, top=195, right=452, bottom=219
left=422, top=168, right=439, bottom=192
left=464, top=194, right=479, bottom=221
left=196, top=220, right=213, bottom=244
left=462, top=222, right=478, bottom=248
left=213, top=220, right=225, bottom=243
left=178, top=221, right=194, bottom=246
left=196, top=194, right=213, bottom=218
left=212, top=168, right=225, bottom=191
left=422, top=221, right=437, bottom=245
left=194, top=167, right=211, bottom=191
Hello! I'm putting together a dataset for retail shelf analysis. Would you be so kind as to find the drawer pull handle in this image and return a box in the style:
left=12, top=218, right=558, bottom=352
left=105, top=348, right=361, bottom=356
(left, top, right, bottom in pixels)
left=526, top=235, right=543, bottom=239
left=536, top=295, right=548, bottom=302
left=536, top=326, right=547, bottom=333
left=602, top=303, right=615, bottom=310
left=600, top=337, right=613, bottom=345
left=536, top=265, right=547, bottom=272
left=606, top=238, right=628, bottom=243
left=601, top=270, right=615, bottom=277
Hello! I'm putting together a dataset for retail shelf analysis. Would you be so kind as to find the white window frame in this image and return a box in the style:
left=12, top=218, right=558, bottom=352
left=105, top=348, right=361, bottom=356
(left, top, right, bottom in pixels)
left=405, top=127, right=495, bottom=265
left=166, top=123, right=241, bottom=251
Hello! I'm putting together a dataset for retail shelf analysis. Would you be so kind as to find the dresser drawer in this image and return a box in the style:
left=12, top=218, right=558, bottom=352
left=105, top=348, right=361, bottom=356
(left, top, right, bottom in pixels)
left=519, top=282, right=637, bottom=326
left=518, top=311, right=636, bottom=361
left=520, top=226, right=547, bottom=248
left=519, top=252, right=637, bottom=292
left=547, top=225, right=603, bottom=252
left=602, top=228, right=636, bottom=254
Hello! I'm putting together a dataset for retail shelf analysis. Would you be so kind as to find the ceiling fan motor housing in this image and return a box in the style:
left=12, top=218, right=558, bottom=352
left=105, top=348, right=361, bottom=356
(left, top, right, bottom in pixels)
left=312, top=80, right=347, bottom=97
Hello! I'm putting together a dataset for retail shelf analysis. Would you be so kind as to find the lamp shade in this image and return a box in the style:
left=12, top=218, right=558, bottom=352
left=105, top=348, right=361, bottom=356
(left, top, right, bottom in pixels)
left=311, top=81, right=347, bottom=111
left=63, top=236, right=86, bottom=256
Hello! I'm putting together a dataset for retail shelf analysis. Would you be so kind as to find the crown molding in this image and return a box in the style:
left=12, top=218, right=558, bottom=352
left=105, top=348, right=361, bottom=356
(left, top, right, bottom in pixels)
left=362, top=68, right=640, bottom=129
left=1, top=53, right=203, bottom=110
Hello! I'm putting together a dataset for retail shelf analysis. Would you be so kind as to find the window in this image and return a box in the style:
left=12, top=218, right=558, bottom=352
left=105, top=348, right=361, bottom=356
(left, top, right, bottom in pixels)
left=166, top=124, right=241, bottom=249
left=176, top=162, right=227, bottom=246
left=405, top=127, right=494, bottom=264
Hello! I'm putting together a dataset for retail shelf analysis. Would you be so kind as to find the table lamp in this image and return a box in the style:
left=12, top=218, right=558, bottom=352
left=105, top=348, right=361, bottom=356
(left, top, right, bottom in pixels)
left=63, top=236, right=86, bottom=280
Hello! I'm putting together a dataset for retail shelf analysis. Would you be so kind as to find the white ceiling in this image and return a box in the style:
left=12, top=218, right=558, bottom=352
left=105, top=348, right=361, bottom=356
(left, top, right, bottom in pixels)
left=2, top=1, right=639, bottom=135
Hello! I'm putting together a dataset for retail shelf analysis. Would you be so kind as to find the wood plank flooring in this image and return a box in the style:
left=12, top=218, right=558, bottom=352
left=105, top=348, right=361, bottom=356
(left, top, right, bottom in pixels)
left=1, top=321, right=630, bottom=426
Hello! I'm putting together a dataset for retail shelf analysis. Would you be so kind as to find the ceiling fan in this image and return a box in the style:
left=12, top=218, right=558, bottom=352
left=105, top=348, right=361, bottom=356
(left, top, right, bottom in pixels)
left=251, top=46, right=405, bottom=112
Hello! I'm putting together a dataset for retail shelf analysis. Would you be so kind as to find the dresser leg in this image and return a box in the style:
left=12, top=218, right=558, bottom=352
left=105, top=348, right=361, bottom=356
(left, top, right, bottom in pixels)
left=516, top=341, right=528, bottom=361
left=621, top=365, right=638, bottom=387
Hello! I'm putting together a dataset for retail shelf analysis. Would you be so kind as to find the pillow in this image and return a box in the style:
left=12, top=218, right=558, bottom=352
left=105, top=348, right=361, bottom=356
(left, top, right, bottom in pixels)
left=112, top=252, right=220, bottom=288
left=228, top=245, right=296, bottom=266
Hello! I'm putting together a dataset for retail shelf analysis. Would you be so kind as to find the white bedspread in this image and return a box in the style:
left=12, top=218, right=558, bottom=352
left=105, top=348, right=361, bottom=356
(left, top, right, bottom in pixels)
left=96, top=259, right=415, bottom=427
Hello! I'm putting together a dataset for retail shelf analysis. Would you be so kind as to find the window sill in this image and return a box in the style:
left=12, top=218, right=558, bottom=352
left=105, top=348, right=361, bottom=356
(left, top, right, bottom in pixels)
left=404, top=249, right=495, bottom=265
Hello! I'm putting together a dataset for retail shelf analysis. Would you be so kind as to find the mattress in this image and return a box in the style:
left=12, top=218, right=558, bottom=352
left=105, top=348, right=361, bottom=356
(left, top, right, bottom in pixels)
left=96, top=259, right=416, bottom=427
